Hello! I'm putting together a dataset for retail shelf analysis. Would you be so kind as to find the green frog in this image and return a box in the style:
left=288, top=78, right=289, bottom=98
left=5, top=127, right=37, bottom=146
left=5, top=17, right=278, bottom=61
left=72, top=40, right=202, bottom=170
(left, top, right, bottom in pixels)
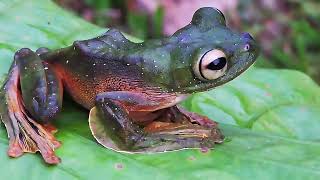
left=0, top=7, right=259, bottom=164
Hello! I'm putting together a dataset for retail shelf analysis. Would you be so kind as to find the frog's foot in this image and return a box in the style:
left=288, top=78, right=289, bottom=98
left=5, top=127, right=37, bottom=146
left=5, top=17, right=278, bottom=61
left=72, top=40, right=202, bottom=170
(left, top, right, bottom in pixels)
left=148, top=106, right=219, bottom=128
left=0, top=50, right=62, bottom=164
left=133, top=123, right=223, bottom=152
left=90, top=93, right=223, bottom=153
left=134, top=106, right=223, bottom=151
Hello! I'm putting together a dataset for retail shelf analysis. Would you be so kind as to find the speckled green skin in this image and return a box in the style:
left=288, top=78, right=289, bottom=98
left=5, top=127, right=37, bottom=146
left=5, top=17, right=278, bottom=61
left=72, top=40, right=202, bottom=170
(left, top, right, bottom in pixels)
left=42, top=7, right=259, bottom=98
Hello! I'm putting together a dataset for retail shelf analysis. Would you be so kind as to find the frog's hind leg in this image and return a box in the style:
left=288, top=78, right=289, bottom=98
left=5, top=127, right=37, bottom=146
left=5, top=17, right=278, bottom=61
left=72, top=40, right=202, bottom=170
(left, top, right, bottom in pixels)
left=0, top=48, right=62, bottom=164
left=91, top=91, right=223, bottom=152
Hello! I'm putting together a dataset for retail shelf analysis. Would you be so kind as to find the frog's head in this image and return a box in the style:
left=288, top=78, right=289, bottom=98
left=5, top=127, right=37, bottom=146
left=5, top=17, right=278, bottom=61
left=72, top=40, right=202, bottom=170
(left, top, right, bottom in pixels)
left=143, top=7, right=259, bottom=93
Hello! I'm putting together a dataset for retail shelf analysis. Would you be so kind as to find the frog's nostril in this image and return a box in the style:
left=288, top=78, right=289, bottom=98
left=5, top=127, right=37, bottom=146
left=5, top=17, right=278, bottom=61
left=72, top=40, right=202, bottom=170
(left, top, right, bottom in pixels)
left=241, top=32, right=253, bottom=40
left=244, top=44, right=250, bottom=51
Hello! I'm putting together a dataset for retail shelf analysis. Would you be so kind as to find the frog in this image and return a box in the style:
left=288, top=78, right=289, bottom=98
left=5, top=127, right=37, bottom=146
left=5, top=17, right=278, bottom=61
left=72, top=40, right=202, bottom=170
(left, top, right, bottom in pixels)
left=0, top=7, right=259, bottom=164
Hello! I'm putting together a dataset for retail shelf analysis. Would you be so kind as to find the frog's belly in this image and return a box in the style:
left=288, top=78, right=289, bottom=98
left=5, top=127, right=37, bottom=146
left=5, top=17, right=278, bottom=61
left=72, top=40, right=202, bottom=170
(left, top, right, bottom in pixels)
left=62, top=74, right=98, bottom=109
left=59, top=69, right=151, bottom=109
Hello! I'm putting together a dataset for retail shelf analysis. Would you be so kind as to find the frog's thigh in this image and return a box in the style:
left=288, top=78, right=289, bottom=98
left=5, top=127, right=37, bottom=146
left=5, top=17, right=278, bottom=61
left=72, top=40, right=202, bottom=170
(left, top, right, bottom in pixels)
left=16, top=48, right=63, bottom=123
left=94, top=91, right=166, bottom=150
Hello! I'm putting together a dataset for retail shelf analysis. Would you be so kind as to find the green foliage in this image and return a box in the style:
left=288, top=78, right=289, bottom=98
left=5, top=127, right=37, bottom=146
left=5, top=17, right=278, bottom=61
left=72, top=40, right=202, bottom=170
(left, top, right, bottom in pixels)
left=84, top=0, right=110, bottom=10
left=0, top=0, right=320, bottom=179
left=127, top=6, right=164, bottom=39
left=268, top=20, right=320, bottom=77
left=152, top=7, right=164, bottom=38
left=127, top=11, right=149, bottom=39
left=252, top=0, right=320, bottom=82
left=290, top=0, right=320, bottom=18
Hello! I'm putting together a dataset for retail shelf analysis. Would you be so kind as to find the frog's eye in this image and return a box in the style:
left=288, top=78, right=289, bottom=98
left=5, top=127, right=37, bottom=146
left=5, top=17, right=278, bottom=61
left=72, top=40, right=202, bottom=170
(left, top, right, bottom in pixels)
left=194, top=49, right=227, bottom=80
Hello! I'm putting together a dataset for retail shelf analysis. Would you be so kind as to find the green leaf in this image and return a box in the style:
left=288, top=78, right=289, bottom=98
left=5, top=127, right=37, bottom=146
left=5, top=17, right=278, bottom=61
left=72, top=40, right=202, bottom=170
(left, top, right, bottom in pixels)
left=182, top=68, right=320, bottom=140
left=1, top=0, right=320, bottom=179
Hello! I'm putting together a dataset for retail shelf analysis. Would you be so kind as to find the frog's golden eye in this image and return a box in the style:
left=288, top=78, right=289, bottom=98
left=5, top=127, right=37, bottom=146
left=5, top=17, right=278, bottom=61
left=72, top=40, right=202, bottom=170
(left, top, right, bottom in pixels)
left=194, top=49, right=227, bottom=80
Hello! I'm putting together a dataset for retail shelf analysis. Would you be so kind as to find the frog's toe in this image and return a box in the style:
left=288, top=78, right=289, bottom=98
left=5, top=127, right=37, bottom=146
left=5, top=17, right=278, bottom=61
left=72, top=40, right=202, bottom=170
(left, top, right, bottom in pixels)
left=7, top=139, right=24, bottom=158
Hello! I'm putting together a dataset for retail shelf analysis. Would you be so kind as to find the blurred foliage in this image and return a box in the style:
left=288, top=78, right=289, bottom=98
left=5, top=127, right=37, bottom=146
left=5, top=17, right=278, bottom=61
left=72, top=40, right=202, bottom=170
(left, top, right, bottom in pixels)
left=55, top=0, right=320, bottom=82
left=245, top=0, right=320, bottom=82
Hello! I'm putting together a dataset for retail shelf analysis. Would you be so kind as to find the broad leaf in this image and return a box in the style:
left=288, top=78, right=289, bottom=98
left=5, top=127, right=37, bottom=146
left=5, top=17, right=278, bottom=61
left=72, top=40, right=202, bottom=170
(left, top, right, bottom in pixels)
left=0, top=0, right=320, bottom=179
left=183, top=69, right=320, bottom=140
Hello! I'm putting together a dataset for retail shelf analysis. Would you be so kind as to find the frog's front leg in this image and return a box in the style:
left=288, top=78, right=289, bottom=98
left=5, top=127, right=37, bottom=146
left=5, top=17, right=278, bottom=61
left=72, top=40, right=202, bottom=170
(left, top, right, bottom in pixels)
left=0, top=48, right=62, bottom=164
left=92, top=91, right=224, bottom=152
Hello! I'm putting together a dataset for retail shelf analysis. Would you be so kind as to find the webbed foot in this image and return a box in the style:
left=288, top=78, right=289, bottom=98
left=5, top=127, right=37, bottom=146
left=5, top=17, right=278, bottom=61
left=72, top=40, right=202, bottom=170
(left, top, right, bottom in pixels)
left=0, top=66, right=61, bottom=164
left=0, top=48, right=63, bottom=164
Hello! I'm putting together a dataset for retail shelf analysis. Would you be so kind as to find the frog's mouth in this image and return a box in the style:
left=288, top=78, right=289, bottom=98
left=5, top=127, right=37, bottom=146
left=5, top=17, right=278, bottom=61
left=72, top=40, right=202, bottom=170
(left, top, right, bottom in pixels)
left=220, top=52, right=257, bottom=83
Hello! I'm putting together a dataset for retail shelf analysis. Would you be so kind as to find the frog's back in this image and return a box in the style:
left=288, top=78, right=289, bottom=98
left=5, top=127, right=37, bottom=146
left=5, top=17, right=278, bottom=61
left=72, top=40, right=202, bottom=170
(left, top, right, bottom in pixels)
left=44, top=30, right=159, bottom=109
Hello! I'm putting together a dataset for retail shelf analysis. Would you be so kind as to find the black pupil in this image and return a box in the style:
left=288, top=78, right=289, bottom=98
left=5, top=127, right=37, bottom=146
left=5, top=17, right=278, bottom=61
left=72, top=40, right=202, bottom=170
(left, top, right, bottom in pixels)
left=206, top=57, right=226, bottom=70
